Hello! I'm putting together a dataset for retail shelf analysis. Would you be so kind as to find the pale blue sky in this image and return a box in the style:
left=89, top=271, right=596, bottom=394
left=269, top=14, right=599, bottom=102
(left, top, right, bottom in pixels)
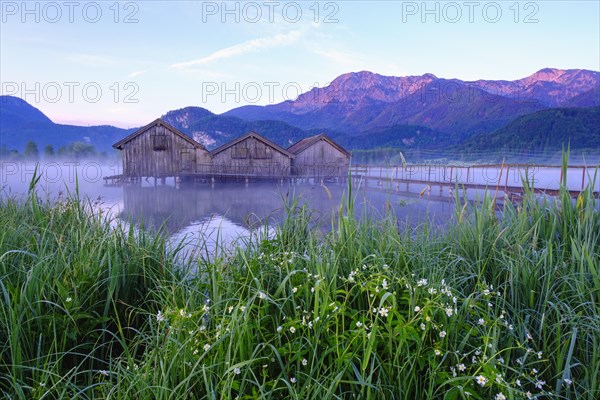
left=1, top=1, right=599, bottom=127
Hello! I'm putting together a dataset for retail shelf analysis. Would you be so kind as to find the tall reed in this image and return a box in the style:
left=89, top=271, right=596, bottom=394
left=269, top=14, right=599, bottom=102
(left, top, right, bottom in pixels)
left=1, top=162, right=598, bottom=399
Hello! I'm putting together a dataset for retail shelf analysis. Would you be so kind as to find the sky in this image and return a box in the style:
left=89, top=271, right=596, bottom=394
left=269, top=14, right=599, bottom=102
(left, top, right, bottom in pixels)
left=1, top=0, right=599, bottom=127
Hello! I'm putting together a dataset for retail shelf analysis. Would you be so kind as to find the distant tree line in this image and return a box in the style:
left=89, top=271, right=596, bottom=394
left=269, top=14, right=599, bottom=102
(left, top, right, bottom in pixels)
left=0, top=141, right=109, bottom=161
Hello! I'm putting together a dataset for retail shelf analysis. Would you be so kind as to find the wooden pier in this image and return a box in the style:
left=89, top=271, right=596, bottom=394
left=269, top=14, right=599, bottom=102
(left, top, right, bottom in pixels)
left=350, top=164, right=600, bottom=200
left=104, top=163, right=600, bottom=201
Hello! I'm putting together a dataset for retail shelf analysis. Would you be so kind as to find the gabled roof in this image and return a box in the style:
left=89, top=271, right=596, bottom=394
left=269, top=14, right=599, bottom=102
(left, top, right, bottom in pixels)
left=288, top=134, right=351, bottom=158
left=112, top=118, right=206, bottom=150
left=210, top=131, right=295, bottom=158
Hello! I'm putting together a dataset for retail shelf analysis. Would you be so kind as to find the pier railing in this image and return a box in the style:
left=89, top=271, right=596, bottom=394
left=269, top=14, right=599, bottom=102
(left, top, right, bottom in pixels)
left=350, top=163, right=600, bottom=199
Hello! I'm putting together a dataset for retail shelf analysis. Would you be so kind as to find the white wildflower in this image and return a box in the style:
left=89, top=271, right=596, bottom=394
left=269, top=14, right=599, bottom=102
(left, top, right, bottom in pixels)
left=535, top=380, right=545, bottom=389
left=475, top=375, right=488, bottom=387
left=348, top=271, right=355, bottom=283
left=156, top=311, right=165, bottom=323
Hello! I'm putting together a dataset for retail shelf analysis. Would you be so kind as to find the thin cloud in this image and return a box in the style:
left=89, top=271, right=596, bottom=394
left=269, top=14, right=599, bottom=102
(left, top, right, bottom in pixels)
left=128, top=70, right=146, bottom=78
left=171, top=30, right=303, bottom=69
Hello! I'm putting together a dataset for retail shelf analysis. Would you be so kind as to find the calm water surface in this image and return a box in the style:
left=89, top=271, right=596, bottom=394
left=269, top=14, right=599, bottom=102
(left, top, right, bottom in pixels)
left=1, top=161, right=456, bottom=256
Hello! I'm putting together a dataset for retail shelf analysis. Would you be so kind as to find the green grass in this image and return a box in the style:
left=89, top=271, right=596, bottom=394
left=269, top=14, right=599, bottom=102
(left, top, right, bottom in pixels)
left=0, top=167, right=599, bottom=399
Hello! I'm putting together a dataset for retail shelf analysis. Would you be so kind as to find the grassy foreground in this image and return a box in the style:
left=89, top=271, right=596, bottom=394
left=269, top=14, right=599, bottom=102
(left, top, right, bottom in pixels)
left=1, top=172, right=599, bottom=399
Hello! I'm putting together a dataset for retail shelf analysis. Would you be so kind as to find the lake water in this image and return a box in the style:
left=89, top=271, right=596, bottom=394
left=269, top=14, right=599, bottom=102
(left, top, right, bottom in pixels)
left=0, top=161, right=457, bottom=257
left=4, top=160, right=598, bottom=259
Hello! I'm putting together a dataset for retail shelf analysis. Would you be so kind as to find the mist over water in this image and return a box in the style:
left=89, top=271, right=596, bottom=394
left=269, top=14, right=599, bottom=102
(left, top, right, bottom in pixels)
left=1, top=160, right=123, bottom=202
left=3, top=159, right=597, bottom=260
left=0, top=161, right=457, bottom=256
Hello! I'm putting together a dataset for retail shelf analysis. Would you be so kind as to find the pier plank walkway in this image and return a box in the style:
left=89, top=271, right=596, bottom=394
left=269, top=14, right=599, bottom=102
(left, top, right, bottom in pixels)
left=352, top=174, right=597, bottom=199
left=350, top=164, right=600, bottom=200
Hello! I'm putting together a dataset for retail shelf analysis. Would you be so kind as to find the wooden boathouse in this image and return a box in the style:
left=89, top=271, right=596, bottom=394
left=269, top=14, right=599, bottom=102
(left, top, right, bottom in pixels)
left=288, top=134, right=351, bottom=179
left=105, top=119, right=352, bottom=185
left=112, top=118, right=210, bottom=181
left=210, top=132, right=294, bottom=179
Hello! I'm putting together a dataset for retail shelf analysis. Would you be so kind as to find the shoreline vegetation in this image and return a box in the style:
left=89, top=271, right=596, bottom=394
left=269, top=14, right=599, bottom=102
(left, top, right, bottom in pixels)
left=1, top=162, right=599, bottom=399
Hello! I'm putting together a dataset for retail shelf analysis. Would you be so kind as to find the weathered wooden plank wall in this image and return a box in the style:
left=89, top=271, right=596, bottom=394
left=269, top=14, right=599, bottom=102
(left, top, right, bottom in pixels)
left=211, top=136, right=292, bottom=177
left=122, top=125, right=209, bottom=177
left=292, top=140, right=350, bottom=177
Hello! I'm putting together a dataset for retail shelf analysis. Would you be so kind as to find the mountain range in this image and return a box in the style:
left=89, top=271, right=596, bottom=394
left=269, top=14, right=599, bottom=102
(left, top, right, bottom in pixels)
left=0, top=96, right=135, bottom=154
left=1, top=68, right=599, bottom=160
left=224, top=68, right=599, bottom=134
